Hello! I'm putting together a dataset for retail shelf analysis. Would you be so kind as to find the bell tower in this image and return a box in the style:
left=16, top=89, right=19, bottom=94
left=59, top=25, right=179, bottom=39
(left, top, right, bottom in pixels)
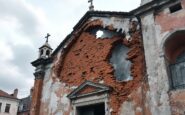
left=31, top=33, right=53, bottom=115
left=39, top=33, right=53, bottom=58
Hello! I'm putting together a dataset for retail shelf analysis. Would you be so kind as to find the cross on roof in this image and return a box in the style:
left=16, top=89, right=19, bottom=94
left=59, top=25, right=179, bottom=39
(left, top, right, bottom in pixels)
left=88, top=0, right=94, bottom=11
left=45, top=33, right=50, bottom=43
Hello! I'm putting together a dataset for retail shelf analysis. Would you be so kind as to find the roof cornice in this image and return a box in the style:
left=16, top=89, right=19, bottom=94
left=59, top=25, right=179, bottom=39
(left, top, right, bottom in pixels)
left=51, top=0, right=180, bottom=56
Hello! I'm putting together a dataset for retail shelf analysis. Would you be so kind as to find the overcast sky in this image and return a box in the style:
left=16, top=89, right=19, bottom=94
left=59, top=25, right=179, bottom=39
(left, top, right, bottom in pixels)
left=0, top=0, right=140, bottom=98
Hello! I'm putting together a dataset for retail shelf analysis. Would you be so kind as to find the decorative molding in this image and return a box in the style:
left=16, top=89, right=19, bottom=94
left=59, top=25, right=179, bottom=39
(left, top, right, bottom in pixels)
left=67, top=80, right=111, bottom=100
left=34, top=71, right=45, bottom=80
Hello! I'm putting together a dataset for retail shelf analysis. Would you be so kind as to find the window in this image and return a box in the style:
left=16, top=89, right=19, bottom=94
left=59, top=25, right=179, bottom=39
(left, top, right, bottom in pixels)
left=110, top=43, right=132, bottom=81
left=5, top=104, right=10, bottom=113
left=169, top=3, right=182, bottom=13
left=0, top=103, right=2, bottom=112
left=164, top=31, right=185, bottom=89
left=170, top=52, right=185, bottom=88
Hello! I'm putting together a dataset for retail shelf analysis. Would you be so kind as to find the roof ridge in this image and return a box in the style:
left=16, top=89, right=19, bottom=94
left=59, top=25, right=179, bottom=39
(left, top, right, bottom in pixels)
left=0, top=89, right=19, bottom=100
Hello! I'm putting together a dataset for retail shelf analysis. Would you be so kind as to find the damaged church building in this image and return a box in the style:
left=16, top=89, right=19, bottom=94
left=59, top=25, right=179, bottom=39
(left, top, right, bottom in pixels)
left=30, top=0, right=185, bottom=115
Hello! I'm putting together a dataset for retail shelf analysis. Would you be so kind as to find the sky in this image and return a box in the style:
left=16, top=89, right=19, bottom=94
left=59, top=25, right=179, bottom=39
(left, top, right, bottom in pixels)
left=0, top=0, right=140, bottom=98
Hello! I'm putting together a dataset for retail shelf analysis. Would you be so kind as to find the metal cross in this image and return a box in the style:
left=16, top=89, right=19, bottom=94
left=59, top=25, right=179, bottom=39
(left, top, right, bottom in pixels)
left=45, top=33, right=50, bottom=43
left=88, top=0, right=94, bottom=11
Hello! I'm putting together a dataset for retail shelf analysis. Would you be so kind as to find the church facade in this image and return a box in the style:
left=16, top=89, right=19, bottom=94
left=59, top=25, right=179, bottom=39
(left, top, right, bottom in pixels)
left=30, top=0, right=185, bottom=115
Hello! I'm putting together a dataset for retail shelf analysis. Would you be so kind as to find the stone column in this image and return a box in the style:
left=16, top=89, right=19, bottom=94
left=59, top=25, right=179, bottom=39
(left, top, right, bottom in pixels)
left=30, top=71, right=45, bottom=115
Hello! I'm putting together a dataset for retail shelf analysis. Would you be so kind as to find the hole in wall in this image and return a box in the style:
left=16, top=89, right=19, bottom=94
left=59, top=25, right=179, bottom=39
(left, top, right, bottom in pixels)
left=109, top=42, right=132, bottom=81
left=96, top=30, right=104, bottom=38
left=86, top=27, right=121, bottom=39
left=81, top=71, right=87, bottom=77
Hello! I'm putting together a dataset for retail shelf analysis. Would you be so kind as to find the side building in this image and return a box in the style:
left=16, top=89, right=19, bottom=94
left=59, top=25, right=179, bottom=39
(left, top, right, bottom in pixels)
left=0, top=89, right=19, bottom=115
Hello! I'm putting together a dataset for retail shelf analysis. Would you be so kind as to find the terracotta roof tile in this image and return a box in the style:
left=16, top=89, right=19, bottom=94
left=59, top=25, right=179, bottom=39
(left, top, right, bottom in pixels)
left=0, top=90, right=18, bottom=100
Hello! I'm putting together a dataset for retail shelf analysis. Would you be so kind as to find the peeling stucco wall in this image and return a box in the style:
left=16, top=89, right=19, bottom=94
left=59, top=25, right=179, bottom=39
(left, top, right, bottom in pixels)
left=140, top=0, right=185, bottom=115
left=156, top=1, right=185, bottom=115
left=44, top=16, right=147, bottom=115
left=39, top=63, right=75, bottom=115
left=31, top=1, right=185, bottom=115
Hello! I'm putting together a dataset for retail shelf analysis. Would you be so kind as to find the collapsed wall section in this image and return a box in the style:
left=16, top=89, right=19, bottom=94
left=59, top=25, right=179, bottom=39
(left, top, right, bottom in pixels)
left=50, top=16, right=148, bottom=115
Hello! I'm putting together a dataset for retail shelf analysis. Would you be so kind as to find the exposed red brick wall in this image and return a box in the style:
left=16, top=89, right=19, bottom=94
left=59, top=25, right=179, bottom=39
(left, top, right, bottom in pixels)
left=54, top=20, right=146, bottom=115
left=30, top=78, right=43, bottom=115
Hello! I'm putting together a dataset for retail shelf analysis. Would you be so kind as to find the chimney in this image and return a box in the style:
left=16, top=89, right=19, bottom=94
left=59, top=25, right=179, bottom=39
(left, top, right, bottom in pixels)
left=13, top=89, right=18, bottom=98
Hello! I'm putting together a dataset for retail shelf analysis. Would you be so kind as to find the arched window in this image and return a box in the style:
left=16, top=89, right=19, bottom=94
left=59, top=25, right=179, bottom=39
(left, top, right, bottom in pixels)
left=46, top=50, right=50, bottom=56
left=164, top=31, right=185, bottom=89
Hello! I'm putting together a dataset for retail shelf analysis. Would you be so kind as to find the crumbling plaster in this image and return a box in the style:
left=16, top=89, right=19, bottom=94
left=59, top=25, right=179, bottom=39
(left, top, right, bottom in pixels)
left=140, top=1, right=185, bottom=115
left=39, top=63, right=75, bottom=115
left=49, top=16, right=147, bottom=115
left=31, top=1, right=185, bottom=115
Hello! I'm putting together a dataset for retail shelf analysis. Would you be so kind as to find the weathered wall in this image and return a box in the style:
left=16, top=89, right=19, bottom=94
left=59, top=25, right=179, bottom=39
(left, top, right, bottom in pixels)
left=30, top=78, right=43, bottom=115
left=51, top=17, right=147, bottom=115
left=156, top=1, right=185, bottom=115
left=31, top=1, right=185, bottom=115
left=34, top=16, right=149, bottom=115
left=38, top=63, right=73, bottom=115
left=141, top=0, right=185, bottom=115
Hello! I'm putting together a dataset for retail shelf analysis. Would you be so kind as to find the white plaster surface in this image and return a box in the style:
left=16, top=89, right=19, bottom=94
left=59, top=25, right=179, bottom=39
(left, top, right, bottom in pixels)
left=41, top=63, right=72, bottom=115
left=141, top=12, right=171, bottom=115
left=0, top=97, right=19, bottom=115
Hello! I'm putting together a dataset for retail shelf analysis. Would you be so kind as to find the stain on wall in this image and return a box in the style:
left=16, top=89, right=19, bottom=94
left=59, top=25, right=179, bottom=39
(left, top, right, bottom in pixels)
left=154, top=1, right=185, bottom=115
left=53, top=19, right=147, bottom=115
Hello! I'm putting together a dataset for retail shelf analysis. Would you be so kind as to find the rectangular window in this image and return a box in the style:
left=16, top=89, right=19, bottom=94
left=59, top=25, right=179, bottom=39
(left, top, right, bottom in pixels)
left=169, top=3, right=182, bottom=13
left=0, top=103, right=2, bottom=112
left=5, top=104, right=10, bottom=113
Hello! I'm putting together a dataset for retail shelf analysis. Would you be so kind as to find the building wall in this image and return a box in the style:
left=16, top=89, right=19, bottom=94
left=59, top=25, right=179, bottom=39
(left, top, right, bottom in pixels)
left=37, top=16, right=149, bottom=115
left=141, top=0, right=185, bottom=115
left=31, top=1, right=185, bottom=115
left=0, top=97, right=19, bottom=115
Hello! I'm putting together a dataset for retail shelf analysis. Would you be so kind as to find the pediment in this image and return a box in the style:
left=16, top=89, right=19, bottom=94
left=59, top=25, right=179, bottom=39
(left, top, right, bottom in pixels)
left=67, top=81, right=111, bottom=100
